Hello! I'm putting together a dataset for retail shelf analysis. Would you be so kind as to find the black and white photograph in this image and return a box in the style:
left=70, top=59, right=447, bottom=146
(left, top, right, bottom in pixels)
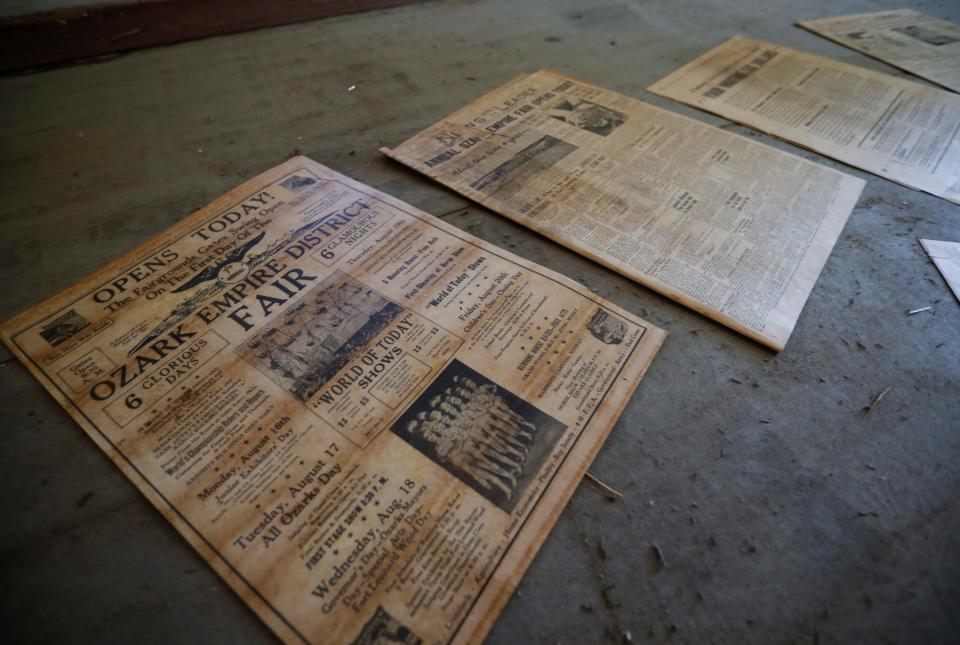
left=236, top=272, right=403, bottom=401
left=547, top=98, right=627, bottom=136
left=350, top=606, right=422, bottom=645
left=279, top=174, right=318, bottom=191
left=469, top=135, right=577, bottom=199
left=391, top=359, right=566, bottom=512
left=587, top=308, right=628, bottom=345
left=892, top=24, right=959, bottom=46
left=39, top=309, right=90, bottom=347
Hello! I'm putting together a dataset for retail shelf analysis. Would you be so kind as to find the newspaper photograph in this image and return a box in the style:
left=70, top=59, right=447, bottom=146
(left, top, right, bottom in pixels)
left=798, top=10, right=960, bottom=93
left=0, top=157, right=665, bottom=644
left=648, top=35, right=960, bottom=205
left=381, top=70, right=864, bottom=351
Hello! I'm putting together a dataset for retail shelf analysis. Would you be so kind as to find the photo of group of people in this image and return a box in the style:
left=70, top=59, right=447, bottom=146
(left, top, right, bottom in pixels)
left=391, top=360, right=566, bottom=512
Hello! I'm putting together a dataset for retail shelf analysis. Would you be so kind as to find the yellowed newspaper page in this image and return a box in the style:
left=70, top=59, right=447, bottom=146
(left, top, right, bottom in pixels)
left=382, top=70, right=864, bottom=351
left=0, top=157, right=664, bottom=644
left=648, top=35, right=960, bottom=204
left=798, top=10, right=960, bottom=93
left=920, top=238, right=960, bottom=302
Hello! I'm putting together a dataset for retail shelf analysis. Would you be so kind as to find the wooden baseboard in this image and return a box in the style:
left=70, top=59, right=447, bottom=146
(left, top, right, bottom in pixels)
left=0, top=0, right=429, bottom=74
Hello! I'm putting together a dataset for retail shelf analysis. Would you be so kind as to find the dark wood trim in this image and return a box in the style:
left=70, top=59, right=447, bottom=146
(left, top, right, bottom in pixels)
left=0, top=0, right=429, bottom=74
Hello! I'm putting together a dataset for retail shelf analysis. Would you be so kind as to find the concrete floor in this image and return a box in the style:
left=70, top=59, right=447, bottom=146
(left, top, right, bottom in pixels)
left=1, top=0, right=959, bottom=642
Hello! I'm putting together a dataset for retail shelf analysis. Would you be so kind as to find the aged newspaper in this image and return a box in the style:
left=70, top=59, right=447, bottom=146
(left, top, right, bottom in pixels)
left=648, top=35, right=960, bottom=204
left=798, top=10, right=960, bottom=93
left=0, top=157, right=664, bottom=644
left=381, top=70, right=864, bottom=351
left=920, top=238, right=960, bottom=302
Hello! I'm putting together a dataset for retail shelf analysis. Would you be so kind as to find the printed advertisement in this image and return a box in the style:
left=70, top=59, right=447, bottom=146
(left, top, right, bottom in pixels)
left=0, top=157, right=665, bottom=644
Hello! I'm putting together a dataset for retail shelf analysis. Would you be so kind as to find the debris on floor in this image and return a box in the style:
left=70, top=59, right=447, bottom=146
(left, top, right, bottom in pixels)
left=584, top=472, right=624, bottom=501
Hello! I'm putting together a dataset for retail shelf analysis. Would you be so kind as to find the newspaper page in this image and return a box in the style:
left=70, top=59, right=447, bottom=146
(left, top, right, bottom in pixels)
left=648, top=35, right=960, bottom=205
left=0, top=157, right=664, bottom=644
left=381, top=70, right=864, bottom=351
left=920, top=238, right=960, bottom=302
left=798, top=10, right=960, bottom=93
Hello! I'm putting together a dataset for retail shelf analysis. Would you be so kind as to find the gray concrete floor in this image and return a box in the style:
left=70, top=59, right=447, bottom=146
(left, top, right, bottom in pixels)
left=1, top=0, right=959, bottom=642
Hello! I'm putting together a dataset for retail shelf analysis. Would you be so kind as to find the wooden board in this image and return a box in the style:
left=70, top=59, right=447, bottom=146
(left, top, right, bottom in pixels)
left=0, top=0, right=429, bottom=74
